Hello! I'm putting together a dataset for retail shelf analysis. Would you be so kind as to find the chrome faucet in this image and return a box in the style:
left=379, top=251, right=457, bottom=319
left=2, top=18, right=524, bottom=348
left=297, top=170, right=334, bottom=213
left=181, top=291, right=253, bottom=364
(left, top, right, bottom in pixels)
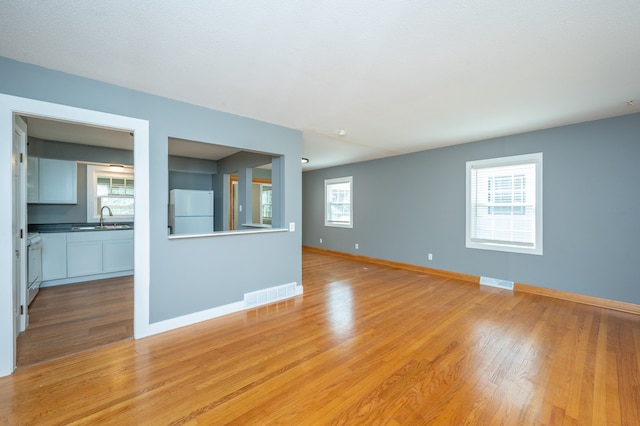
left=100, top=206, right=113, bottom=227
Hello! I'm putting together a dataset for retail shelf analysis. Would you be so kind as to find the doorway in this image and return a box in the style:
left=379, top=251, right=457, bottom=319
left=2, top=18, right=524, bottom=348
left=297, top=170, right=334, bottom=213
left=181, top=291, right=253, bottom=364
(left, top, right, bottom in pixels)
left=0, top=94, right=151, bottom=377
left=18, top=115, right=135, bottom=367
left=229, top=176, right=273, bottom=230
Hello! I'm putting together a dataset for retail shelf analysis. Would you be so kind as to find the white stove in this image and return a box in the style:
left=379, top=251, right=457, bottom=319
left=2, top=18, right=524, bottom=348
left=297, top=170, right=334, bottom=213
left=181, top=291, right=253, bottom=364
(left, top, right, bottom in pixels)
left=27, top=233, right=42, bottom=305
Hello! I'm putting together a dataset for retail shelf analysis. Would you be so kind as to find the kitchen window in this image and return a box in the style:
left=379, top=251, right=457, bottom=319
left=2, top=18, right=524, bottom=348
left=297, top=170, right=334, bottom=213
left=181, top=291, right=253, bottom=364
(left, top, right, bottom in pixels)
left=466, top=153, right=542, bottom=255
left=87, top=164, right=134, bottom=222
left=325, top=176, right=353, bottom=228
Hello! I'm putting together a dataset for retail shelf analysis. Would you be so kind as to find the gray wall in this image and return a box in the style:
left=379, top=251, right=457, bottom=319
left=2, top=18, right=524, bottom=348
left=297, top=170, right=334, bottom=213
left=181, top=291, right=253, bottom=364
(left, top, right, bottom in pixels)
left=1, top=56, right=302, bottom=323
left=302, top=113, right=640, bottom=305
left=169, top=171, right=214, bottom=192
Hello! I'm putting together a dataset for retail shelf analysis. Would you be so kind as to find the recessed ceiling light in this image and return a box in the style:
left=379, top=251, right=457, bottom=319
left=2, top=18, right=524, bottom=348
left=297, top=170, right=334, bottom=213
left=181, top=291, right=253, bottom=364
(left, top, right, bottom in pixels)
left=301, top=157, right=309, bottom=164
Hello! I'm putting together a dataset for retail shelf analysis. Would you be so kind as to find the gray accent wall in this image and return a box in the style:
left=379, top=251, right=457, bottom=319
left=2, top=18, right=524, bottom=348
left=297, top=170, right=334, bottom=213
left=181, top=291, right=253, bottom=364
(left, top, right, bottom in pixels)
left=1, top=56, right=302, bottom=323
left=302, top=113, right=640, bottom=305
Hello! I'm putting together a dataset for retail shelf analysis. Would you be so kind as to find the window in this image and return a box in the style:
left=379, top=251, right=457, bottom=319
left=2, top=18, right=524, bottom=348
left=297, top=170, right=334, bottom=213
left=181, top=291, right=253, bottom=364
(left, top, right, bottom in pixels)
left=261, top=184, right=272, bottom=225
left=466, top=153, right=542, bottom=255
left=87, top=164, right=134, bottom=222
left=325, top=176, right=353, bottom=228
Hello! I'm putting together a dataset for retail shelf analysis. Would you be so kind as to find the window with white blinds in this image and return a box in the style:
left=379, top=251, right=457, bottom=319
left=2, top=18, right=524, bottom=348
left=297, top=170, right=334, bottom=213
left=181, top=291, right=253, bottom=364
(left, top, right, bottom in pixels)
left=86, top=164, right=134, bottom=222
left=466, top=153, right=542, bottom=255
left=96, top=175, right=134, bottom=216
left=325, top=176, right=353, bottom=228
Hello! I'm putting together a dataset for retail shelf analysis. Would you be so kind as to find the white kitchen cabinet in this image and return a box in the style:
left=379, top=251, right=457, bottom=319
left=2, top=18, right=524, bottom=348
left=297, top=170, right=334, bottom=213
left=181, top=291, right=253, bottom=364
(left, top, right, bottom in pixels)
left=41, top=229, right=133, bottom=284
left=41, top=233, right=67, bottom=281
left=67, top=230, right=133, bottom=278
left=103, top=238, right=134, bottom=272
left=35, top=158, right=77, bottom=204
left=26, top=156, right=39, bottom=203
left=67, top=239, right=103, bottom=278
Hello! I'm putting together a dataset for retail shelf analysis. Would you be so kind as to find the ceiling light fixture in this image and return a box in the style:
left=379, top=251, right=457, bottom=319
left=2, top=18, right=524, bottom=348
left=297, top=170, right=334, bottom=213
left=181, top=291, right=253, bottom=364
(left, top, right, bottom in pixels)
left=337, top=129, right=346, bottom=136
left=301, top=158, right=309, bottom=164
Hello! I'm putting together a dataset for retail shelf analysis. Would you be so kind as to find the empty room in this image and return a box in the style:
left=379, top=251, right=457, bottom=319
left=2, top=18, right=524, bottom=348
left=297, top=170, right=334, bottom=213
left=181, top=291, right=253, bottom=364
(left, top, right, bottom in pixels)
left=1, top=2, right=639, bottom=424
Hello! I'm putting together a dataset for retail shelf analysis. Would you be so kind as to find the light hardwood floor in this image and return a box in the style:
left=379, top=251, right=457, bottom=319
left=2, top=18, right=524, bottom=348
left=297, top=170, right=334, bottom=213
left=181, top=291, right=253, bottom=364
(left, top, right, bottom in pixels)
left=1, top=249, right=639, bottom=424
left=16, top=276, right=133, bottom=367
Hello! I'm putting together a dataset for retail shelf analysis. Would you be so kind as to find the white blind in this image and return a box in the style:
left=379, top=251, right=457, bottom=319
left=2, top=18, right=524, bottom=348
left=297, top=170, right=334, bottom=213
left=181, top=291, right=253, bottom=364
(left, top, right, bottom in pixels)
left=96, top=175, right=135, bottom=216
left=470, top=162, right=537, bottom=248
left=324, top=176, right=353, bottom=228
left=326, top=181, right=351, bottom=223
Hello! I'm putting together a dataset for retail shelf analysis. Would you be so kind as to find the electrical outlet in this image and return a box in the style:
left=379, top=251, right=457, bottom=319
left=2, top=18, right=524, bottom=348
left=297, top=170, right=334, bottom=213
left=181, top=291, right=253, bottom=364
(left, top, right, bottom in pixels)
left=428, top=253, right=433, bottom=261
left=355, top=243, right=359, bottom=250
left=319, top=238, right=323, bottom=243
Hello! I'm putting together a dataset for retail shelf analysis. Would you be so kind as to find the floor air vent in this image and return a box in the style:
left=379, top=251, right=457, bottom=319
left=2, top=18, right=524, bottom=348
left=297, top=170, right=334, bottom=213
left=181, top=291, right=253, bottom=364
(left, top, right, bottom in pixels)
left=244, top=283, right=298, bottom=309
left=480, top=276, right=514, bottom=291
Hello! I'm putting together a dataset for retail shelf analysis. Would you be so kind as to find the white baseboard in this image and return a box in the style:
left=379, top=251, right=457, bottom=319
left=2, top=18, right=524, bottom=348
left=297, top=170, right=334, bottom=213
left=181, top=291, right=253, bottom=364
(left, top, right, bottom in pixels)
left=144, top=283, right=303, bottom=338
left=40, top=270, right=133, bottom=288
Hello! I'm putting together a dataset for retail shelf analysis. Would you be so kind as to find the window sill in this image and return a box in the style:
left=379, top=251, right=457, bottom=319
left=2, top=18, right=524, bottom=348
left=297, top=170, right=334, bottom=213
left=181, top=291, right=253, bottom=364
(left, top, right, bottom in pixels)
left=324, top=223, right=353, bottom=229
left=168, top=227, right=288, bottom=240
left=466, top=241, right=542, bottom=256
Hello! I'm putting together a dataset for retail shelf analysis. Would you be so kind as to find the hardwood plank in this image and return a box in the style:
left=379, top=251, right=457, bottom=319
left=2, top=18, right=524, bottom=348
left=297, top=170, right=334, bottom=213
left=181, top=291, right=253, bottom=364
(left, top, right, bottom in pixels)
left=1, top=249, right=639, bottom=424
left=16, top=276, right=133, bottom=366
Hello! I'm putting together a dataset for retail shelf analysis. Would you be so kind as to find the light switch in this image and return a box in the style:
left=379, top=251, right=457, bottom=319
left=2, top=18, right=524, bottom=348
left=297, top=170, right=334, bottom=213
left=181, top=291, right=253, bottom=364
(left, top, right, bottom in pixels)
left=289, top=222, right=295, bottom=232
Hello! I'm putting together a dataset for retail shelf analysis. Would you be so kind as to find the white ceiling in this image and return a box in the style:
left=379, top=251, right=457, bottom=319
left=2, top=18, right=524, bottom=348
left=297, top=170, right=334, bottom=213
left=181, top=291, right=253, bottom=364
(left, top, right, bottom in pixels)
left=2, top=1, right=639, bottom=170
left=25, top=116, right=259, bottom=161
left=26, top=117, right=134, bottom=150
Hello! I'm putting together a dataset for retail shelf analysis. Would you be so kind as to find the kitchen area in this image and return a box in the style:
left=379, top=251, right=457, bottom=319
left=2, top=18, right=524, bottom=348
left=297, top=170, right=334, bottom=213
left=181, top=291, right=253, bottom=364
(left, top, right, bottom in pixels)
left=19, top=117, right=135, bottom=366
left=19, top=121, right=280, bottom=366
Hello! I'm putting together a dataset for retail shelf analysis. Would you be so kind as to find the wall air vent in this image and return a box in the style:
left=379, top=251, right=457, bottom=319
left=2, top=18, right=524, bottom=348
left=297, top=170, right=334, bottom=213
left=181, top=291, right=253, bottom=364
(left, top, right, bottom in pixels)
left=244, top=283, right=298, bottom=309
left=480, top=276, right=514, bottom=291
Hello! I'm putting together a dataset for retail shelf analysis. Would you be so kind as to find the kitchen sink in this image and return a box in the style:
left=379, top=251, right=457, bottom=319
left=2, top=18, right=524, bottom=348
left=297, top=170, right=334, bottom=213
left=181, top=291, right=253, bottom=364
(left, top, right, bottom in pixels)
left=97, top=224, right=132, bottom=230
left=71, top=224, right=132, bottom=231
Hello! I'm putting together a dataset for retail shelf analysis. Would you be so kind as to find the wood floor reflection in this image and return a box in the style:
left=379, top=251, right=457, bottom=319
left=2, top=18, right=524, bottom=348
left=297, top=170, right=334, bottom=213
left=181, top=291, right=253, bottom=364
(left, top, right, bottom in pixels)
left=2, top=249, right=639, bottom=424
left=16, top=276, right=133, bottom=366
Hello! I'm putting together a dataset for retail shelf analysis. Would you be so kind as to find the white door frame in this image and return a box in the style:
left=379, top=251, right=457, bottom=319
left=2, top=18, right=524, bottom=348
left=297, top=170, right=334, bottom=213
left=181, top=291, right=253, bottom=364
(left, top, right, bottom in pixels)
left=0, top=94, right=152, bottom=377
left=12, top=115, right=27, bottom=336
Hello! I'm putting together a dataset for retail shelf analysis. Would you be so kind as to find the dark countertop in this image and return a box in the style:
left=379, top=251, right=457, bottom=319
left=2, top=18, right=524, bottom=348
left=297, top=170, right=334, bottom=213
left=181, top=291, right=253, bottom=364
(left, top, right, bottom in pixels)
left=29, top=222, right=134, bottom=233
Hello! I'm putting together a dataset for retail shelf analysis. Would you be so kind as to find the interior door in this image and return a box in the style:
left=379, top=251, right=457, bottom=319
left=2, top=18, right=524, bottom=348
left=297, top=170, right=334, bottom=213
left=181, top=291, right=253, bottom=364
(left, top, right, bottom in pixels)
left=12, top=115, right=27, bottom=339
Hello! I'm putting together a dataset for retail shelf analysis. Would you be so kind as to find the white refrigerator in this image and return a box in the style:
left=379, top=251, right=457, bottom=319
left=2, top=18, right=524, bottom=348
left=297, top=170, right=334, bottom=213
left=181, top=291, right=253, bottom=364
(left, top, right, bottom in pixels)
left=169, top=189, right=214, bottom=234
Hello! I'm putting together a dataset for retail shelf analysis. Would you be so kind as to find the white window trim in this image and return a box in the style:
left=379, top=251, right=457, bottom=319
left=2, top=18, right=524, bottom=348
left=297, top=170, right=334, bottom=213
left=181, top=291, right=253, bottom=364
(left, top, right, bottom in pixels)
left=324, top=176, right=353, bottom=228
left=260, top=183, right=272, bottom=225
left=86, top=164, right=134, bottom=223
left=466, top=153, right=543, bottom=255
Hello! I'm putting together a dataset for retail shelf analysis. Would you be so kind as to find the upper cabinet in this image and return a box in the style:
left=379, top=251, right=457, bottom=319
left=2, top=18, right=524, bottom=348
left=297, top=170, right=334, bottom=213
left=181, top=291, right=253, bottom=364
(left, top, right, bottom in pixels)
left=28, top=157, right=77, bottom=204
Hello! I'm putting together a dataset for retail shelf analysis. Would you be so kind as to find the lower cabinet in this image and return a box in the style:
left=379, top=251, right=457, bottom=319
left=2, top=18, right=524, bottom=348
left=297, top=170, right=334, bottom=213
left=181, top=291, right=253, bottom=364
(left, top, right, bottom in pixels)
left=67, top=239, right=103, bottom=278
left=42, top=233, right=68, bottom=281
left=42, top=230, right=133, bottom=282
left=103, top=239, right=134, bottom=272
